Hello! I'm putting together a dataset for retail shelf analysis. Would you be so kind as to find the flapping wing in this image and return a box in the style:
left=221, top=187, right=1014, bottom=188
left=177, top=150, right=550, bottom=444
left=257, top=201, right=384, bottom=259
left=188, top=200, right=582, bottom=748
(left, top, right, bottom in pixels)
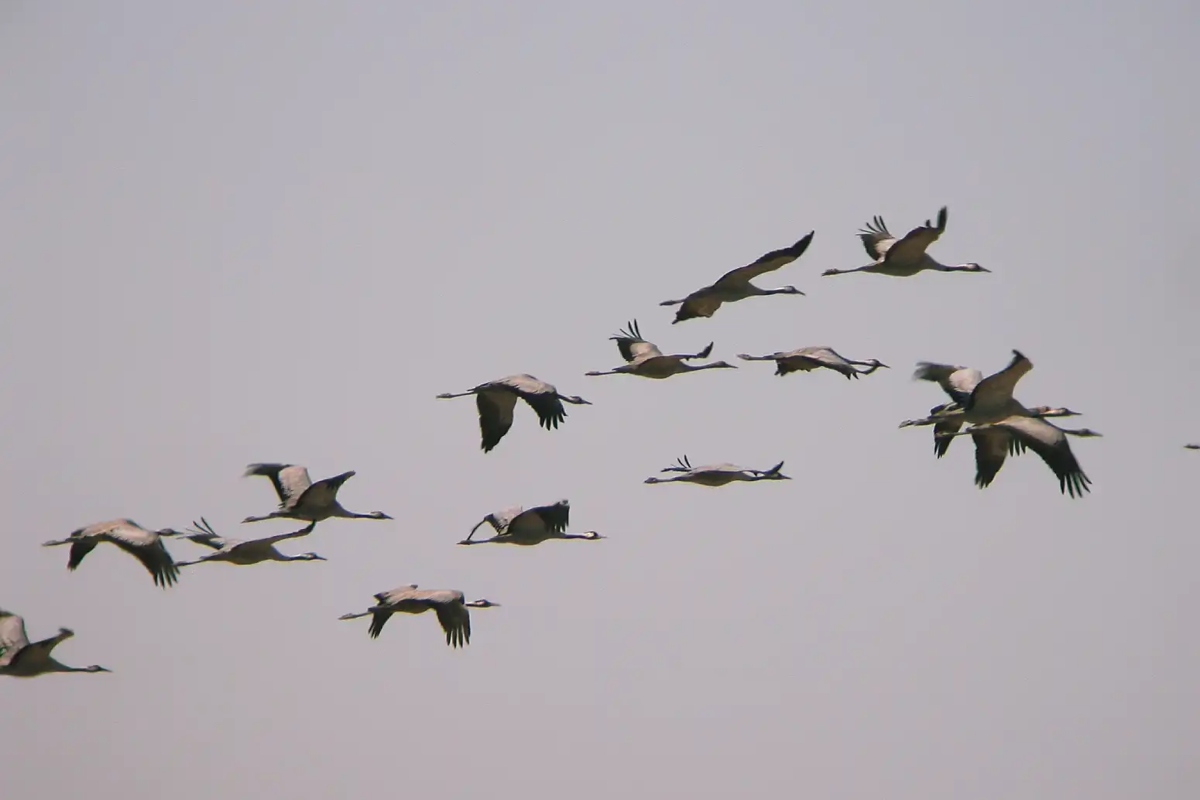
left=260, top=522, right=318, bottom=546
left=858, top=216, right=897, bottom=261
left=476, top=389, right=518, bottom=452
left=671, top=290, right=724, bottom=323
left=105, top=529, right=180, bottom=588
left=519, top=500, right=570, bottom=535
left=297, top=471, right=355, bottom=508
left=914, top=362, right=984, bottom=403
left=882, top=206, right=947, bottom=264
left=714, top=231, right=814, bottom=285
left=245, top=463, right=313, bottom=505
left=972, top=428, right=1011, bottom=488
left=181, top=518, right=229, bottom=550
left=0, top=610, right=30, bottom=667
left=968, top=351, right=1033, bottom=410
left=518, top=389, right=568, bottom=432
left=611, top=321, right=662, bottom=362
left=429, top=595, right=471, bottom=648
left=933, top=418, right=963, bottom=458
left=997, top=416, right=1092, bottom=498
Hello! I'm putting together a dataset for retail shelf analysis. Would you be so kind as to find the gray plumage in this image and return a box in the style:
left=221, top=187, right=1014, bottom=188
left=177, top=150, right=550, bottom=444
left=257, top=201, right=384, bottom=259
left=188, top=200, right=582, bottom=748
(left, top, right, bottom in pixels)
left=823, top=206, right=988, bottom=277
left=458, top=499, right=603, bottom=546
left=437, top=374, right=592, bottom=453
left=586, top=320, right=737, bottom=379
left=0, top=609, right=110, bottom=677
left=42, top=519, right=182, bottom=588
left=242, top=463, right=392, bottom=523
left=738, top=346, right=888, bottom=378
left=643, top=455, right=791, bottom=486
left=339, top=586, right=499, bottom=648
left=660, top=232, right=813, bottom=323
left=175, top=518, right=325, bottom=567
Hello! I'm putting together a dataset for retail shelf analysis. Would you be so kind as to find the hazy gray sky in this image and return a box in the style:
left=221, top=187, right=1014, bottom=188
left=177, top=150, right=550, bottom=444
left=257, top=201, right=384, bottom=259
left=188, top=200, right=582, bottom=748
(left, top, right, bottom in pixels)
left=2, top=2, right=1197, bottom=798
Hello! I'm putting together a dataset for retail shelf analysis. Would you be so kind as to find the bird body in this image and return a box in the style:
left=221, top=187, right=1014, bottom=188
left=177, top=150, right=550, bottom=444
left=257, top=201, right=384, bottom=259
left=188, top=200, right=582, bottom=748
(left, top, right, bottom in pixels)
left=242, top=463, right=392, bottom=523
left=738, top=346, right=888, bottom=378
left=661, top=232, right=813, bottom=322
left=586, top=320, right=736, bottom=379
left=643, top=455, right=791, bottom=486
left=0, top=610, right=110, bottom=677
left=339, top=586, right=499, bottom=648
left=459, top=499, right=603, bottom=545
left=42, top=518, right=182, bottom=588
left=437, top=374, right=591, bottom=452
left=175, top=518, right=324, bottom=567
left=823, top=207, right=988, bottom=277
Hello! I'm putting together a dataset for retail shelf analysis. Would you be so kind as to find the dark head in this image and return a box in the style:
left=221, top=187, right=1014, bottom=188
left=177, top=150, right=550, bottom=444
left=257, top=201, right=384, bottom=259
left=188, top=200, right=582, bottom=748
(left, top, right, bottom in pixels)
left=780, top=285, right=805, bottom=296
left=85, top=665, right=112, bottom=673
left=465, top=599, right=501, bottom=608
left=962, top=263, right=990, bottom=273
left=562, top=394, right=592, bottom=405
left=867, top=359, right=890, bottom=369
left=579, top=530, right=605, bottom=540
left=367, top=511, right=393, bottom=520
left=299, top=552, right=327, bottom=561
left=704, top=361, right=738, bottom=370
left=1067, top=428, right=1103, bottom=438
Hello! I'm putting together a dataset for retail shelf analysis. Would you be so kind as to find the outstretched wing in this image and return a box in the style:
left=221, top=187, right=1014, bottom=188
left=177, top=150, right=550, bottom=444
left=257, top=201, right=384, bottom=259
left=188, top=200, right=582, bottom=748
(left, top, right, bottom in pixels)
left=713, top=232, right=814, bottom=286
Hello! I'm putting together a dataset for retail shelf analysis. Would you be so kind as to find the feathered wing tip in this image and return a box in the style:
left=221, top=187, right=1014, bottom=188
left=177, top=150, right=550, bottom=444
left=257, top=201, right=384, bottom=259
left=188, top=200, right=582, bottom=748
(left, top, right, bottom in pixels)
left=367, top=610, right=391, bottom=639
left=612, top=319, right=642, bottom=341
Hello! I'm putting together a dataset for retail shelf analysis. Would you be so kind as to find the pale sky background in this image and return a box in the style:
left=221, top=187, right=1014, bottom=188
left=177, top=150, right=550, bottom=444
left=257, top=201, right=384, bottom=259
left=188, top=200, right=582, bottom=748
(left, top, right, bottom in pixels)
left=2, top=2, right=1197, bottom=798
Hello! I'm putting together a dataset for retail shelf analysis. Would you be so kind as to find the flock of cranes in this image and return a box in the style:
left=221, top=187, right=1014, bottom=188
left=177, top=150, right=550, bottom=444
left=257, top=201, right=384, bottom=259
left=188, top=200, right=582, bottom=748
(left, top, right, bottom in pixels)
left=5, top=203, right=1192, bottom=678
